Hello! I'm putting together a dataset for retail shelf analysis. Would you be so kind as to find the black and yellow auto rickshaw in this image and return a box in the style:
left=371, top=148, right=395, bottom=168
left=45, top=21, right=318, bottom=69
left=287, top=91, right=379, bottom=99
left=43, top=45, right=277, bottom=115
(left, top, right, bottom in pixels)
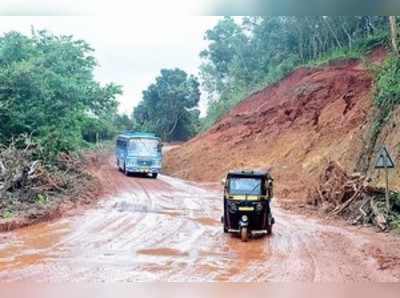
left=221, top=170, right=274, bottom=242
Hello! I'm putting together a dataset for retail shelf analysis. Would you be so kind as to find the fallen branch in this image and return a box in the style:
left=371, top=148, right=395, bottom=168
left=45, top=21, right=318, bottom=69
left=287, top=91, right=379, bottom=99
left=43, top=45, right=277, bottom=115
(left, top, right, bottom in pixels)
left=309, top=161, right=395, bottom=231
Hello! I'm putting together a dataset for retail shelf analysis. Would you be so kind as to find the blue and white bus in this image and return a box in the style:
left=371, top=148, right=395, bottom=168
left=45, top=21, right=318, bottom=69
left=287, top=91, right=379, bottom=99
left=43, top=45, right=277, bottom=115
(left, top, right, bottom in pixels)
left=116, top=131, right=162, bottom=178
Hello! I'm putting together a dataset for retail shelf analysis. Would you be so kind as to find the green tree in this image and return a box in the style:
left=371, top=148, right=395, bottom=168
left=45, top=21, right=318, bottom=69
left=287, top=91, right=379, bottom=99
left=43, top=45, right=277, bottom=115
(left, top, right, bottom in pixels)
left=133, top=68, right=201, bottom=141
left=0, top=30, right=122, bottom=156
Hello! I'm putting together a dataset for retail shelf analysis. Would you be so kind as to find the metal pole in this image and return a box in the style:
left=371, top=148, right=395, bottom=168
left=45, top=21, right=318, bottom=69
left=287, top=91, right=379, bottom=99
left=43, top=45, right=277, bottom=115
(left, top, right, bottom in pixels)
left=385, top=167, right=390, bottom=211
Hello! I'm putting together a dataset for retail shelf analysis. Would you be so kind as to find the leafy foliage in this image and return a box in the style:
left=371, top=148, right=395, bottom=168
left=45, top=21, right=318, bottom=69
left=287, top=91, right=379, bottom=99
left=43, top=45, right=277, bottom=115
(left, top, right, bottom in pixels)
left=369, top=54, right=400, bottom=148
left=200, top=16, right=389, bottom=130
left=376, top=56, right=400, bottom=112
left=133, top=68, right=201, bottom=141
left=0, top=30, right=122, bottom=157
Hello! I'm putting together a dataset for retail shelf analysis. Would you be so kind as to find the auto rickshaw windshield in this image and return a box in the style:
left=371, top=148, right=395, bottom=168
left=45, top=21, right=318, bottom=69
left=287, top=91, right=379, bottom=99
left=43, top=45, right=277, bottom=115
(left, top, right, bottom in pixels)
left=228, top=177, right=262, bottom=195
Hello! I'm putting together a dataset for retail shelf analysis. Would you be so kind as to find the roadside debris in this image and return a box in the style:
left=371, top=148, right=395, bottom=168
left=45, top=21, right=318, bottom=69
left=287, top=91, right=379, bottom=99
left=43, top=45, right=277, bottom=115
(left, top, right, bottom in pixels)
left=308, top=161, right=400, bottom=231
left=0, top=137, right=90, bottom=220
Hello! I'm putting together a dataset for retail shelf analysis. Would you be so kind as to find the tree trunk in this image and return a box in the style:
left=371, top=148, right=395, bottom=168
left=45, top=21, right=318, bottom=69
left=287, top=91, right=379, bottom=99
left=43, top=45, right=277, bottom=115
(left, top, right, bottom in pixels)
left=323, top=17, right=343, bottom=49
left=389, top=16, right=399, bottom=56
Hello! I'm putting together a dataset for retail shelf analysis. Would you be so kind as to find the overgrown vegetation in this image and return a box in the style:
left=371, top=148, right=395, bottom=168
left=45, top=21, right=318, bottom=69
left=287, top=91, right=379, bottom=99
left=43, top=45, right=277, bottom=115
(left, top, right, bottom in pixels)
left=375, top=55, right=400, bottom=121
left=0, top=137, right=90, bottom=219
left=199, top=16, right=390, bottom=130
left=0, top=30, right=125, bottom=220
left=360, top=42, right=400, bottom=173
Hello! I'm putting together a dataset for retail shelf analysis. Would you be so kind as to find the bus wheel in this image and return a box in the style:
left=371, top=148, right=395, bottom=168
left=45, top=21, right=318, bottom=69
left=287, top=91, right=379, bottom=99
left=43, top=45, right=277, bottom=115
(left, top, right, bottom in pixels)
left=124, top=164, right=129, bottom=176
left=151, top=173, right=158, bottom=179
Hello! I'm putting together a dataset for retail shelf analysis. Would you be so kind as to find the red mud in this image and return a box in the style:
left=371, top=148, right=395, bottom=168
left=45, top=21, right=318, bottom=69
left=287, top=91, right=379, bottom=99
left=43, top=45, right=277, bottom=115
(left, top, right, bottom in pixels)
left=164, top=48, right=400, bottom=204
left=1, top=155, right=400, bottom=281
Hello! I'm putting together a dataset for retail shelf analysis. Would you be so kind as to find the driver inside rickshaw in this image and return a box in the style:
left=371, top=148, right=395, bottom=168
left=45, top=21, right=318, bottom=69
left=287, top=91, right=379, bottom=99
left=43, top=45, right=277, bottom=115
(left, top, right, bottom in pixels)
left=229, top=177, right=262, bottom=195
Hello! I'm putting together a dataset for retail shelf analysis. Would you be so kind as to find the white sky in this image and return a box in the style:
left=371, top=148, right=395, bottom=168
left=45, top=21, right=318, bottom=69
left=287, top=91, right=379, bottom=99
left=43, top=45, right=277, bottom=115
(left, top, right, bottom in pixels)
left=0, top=16, right=221, bottom=115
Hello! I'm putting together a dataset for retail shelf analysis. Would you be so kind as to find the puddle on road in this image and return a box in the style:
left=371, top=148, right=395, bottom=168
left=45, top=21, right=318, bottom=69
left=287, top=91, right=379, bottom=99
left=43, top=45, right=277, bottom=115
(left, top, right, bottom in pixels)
left=136, top=247, right=189, bottom=257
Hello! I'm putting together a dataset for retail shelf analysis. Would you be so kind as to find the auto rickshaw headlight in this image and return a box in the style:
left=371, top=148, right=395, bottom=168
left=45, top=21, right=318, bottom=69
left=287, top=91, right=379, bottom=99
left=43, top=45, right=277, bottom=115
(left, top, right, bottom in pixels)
left=241, top=215, right=248, bottom=222
left=229, top=201, right=237, bottom=212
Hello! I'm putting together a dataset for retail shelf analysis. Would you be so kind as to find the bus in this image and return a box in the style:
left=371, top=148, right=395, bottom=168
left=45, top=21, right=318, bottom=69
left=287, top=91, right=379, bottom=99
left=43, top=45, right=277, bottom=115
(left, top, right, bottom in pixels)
left=116, top=131, right=162, bottom=178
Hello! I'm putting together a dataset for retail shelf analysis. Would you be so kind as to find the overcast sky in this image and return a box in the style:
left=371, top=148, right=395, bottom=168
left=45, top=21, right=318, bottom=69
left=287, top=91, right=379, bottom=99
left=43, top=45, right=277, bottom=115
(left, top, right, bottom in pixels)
left=0, top=16, right=221, bottom=115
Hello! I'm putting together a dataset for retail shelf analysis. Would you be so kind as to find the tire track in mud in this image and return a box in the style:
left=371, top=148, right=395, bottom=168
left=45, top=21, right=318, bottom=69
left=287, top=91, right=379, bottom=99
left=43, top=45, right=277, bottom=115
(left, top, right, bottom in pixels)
left=0, top=154, right=399, bottom=282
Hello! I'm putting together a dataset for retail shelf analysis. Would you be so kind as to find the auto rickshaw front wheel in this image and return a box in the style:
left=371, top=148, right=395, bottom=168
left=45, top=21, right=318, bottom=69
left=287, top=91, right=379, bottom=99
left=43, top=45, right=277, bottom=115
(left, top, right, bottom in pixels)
left=240, top=227, right=248, bottom=242
left=266, top=215, right=274, bottom=235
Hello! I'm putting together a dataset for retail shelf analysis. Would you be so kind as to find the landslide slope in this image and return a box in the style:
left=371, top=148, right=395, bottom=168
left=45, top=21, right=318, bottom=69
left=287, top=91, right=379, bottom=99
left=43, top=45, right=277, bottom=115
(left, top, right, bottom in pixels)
left=164, top=53, right=400, bottom=202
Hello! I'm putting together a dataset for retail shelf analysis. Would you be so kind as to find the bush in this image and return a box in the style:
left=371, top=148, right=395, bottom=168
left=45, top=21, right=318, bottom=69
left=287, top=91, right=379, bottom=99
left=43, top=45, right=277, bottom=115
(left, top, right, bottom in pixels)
left=375, top=56, right=400, bottom=111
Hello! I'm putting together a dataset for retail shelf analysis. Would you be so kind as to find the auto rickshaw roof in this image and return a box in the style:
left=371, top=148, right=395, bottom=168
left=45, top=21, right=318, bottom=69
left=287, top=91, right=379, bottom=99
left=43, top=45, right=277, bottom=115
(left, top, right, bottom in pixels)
left=227, top=169, right=271, bottom=178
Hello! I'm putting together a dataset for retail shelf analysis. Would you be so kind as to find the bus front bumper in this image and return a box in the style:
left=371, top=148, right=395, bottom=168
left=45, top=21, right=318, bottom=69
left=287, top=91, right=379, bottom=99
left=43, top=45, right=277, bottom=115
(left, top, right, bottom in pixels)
left=126, top=166, right=161, bottom=174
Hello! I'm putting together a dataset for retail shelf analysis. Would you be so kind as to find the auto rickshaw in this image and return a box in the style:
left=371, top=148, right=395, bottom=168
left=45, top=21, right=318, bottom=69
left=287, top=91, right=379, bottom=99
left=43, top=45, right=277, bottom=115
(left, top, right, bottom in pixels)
left=221, top=170, right=274, bottom=242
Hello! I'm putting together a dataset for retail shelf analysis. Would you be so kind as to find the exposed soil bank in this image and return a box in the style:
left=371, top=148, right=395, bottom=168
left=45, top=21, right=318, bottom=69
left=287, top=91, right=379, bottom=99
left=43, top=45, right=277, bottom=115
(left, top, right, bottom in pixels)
left=164, top=51, right=400, bottom=206
left=0, top=151, right=107, bottom=232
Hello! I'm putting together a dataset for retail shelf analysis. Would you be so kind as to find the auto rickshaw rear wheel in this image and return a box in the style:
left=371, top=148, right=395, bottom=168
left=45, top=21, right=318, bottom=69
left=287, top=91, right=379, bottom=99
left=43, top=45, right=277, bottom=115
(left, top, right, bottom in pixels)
left=221, top=216, right=228, bottom=233
left=240, top=227, right=248, bottom=242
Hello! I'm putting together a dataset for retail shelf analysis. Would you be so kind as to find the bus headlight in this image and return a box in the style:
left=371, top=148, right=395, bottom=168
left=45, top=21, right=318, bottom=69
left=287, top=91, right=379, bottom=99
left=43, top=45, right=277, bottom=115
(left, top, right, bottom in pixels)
left=153, top=160, right=161, bottom=167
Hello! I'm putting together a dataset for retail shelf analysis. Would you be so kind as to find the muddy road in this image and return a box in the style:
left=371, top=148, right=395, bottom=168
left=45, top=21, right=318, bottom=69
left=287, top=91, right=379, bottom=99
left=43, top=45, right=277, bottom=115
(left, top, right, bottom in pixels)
left=0, top=156, right=398, bottom=282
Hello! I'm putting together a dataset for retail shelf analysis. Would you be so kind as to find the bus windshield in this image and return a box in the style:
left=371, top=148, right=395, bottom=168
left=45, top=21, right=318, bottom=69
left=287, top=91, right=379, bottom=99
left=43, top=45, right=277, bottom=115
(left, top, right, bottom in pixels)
left=229, top=177, right=262, bottom=195
left=128, top=138, right=160, bottom=156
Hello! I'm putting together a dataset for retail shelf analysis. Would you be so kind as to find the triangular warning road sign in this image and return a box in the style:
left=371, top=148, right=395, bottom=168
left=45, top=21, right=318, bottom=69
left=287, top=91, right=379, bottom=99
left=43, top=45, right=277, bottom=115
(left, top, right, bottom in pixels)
left=375, top=145, right=395, bottom=169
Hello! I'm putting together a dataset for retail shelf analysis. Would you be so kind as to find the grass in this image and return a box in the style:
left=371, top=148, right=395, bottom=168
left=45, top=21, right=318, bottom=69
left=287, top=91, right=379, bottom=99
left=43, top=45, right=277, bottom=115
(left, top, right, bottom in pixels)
left=1, top=209, right=14, bottom=219
left=306, top=48, right=363, bottom=66
left=34, top=193, right=49, bottom=206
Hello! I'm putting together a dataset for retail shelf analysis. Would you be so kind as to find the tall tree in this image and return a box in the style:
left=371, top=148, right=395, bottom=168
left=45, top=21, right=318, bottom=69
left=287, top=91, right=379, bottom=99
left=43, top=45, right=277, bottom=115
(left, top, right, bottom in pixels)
left=133, top=68, right=200, bottom=141
left=389, top=16, right=399, bottom=56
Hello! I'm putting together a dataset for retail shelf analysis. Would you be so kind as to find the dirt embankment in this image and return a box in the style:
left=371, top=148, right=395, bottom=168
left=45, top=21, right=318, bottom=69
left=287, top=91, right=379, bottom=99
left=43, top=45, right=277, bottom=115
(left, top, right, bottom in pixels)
left=164, top=49, right=400, bottom=204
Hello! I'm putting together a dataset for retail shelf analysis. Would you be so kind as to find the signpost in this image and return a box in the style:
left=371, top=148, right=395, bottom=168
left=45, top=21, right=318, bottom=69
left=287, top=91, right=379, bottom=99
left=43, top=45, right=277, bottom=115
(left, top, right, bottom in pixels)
left=374, top=145, right=396, bottom=210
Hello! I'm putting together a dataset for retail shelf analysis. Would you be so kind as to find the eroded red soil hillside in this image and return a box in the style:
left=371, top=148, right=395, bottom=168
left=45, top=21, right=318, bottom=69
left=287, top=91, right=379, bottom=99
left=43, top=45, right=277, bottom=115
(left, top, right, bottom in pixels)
left=164, top=51, right=400, bottom=203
